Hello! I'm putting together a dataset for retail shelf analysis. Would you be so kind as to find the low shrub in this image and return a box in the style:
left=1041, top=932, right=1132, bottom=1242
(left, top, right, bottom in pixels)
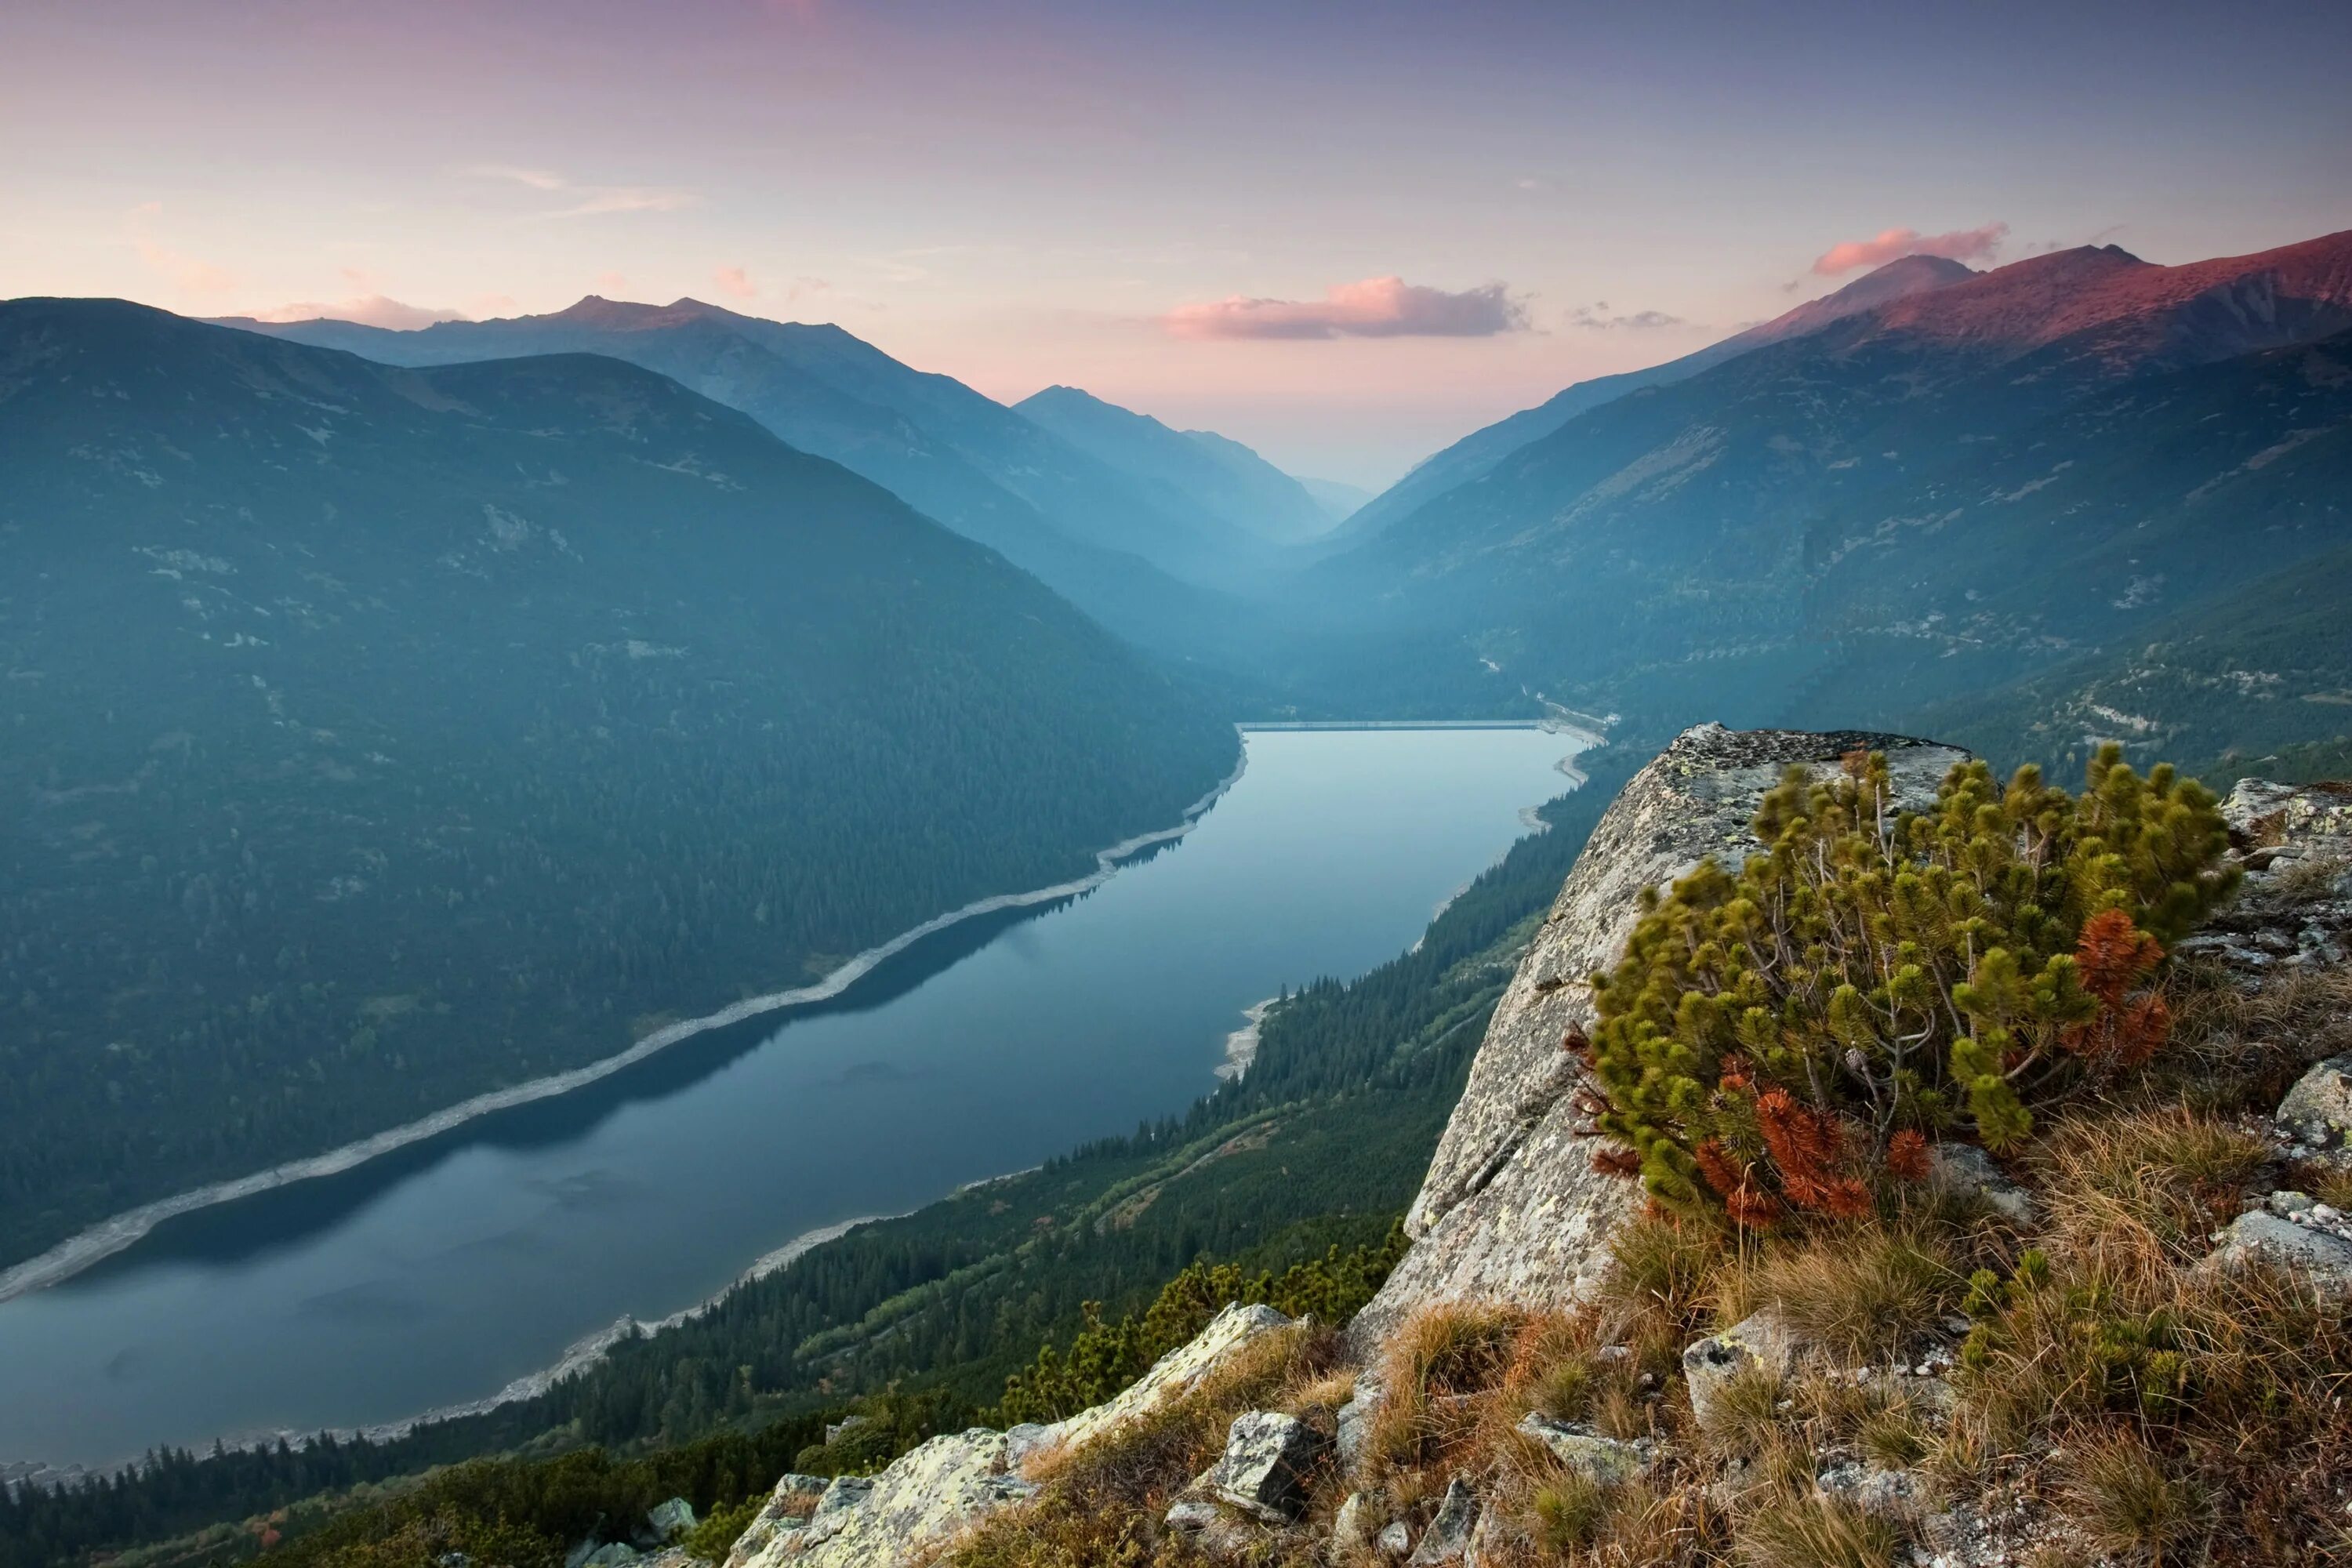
left=1586, top=747, right=2237, bottom=1224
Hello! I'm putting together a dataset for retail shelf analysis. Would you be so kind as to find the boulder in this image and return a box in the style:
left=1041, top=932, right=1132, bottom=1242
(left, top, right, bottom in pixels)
left=1353, top=727, right=1968, bottom=1348
left=1682, top=1309, right=1798, bottom=1433
left=2278, top=1054, right=2352, bottom=1149
left=1162, top=1498, right=1261, bottom=1559
left=1200, top=1410, right=1328, bottom=1523
left=1045, top=1302, right=1291, bottom=1454
left=1335, top=1372, right=1384, bottom=1475
left=1406, top=1476, right=1483, bottom=1565
left=579, top=1547, right=639, bottom=1568
left=644, top=1498, right=696, bottom=1543
left=1514, top=1413, right=1657, bottom=1483
left=1925, top=1142, right=2033, bottom=1225
left=734, top=1432, right=1025, bottom=1568
left=1376, top=1519, right=1414, bottom=1559
left=1817, top=1461, right=1928, bottom=1522
left=2205, top=1210, right=2352, bottom=1296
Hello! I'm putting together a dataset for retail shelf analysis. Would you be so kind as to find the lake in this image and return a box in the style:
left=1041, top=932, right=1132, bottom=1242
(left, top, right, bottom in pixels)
left=0, top=725, right=1582, bottom=1472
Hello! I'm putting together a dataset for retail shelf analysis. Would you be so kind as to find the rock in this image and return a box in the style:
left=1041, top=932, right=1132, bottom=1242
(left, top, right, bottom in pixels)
left=728, top=1305, right=1294, bottom=1568
left=2278, top=1054, right=2352, bottom=1149
left=1925, top=1142, right=2033, bottom=1225
left=580, top=1547, right=639, bottom=1568
left=1163, top=1498, right=1261, bottom=1559
left=1200, top=1410, right=1329, bottom=1523
left=1334, top=1491, right=1377, bottom=1554
left=2205, top=1210, right=2352, bottom=1295
left=644, top=1498, right=697, bottom=1543
left=1047, top=1302, right=1292, bottom=1454
left=1514, top=1412, right=1657, bottom=1483
left=1406, top=1476, right=1483, bottom=1564
left=1354, top=726, right=1968, bottom=1348
left=1001, top=1423, right=1054, bottom=1475
left=722, top=1475, right=829, bottom=1568
left=1376, top=1519, right=1414, bottom=1559
left=1683, top=1309, right=1798, bottom=1433
left=2268, top=1189, right=2318, bottom=1216
left=735, top=1432, right=1025, bottom=1568
left=1817, top=1461, right=1927, bottom=1521
left=1335, top=1372, right=1384, bottom=1475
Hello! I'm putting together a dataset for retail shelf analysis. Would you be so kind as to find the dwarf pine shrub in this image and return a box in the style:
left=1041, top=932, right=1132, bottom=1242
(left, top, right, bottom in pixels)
left=1588, top=745, right=2236, bottom=1223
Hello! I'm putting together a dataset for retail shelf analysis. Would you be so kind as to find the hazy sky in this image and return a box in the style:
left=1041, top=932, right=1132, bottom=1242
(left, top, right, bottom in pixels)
left=5, top=0, right=2347, bottom=487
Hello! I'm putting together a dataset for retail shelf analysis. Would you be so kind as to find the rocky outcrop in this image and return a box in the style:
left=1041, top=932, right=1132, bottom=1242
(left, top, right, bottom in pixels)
left=729, top=1302, right=1291, bottom=1568
left=1196, top=1410, right=1327, bottom=1523
left=1353, top=725, right=1968, bottom=1345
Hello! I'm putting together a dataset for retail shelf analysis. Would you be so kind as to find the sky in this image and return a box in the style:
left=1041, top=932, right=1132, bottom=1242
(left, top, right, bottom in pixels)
left=4, top=0, right=2349, bottom=488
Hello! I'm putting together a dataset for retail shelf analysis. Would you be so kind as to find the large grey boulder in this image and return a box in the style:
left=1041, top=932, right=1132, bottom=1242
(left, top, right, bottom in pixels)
left=1353, top=726, right=1967, bottom=1347
left=1200, top=1410, right=1329, bottom=1523
left=1406, top=1476, right=1483, bottom=1565
left=644, top=1498, right=696, bottom=1543
left=2207, top=1210, right=2352, bottom=1295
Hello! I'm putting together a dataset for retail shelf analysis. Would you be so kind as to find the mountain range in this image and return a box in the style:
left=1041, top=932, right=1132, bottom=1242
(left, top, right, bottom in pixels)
left=1294, top=229, right=2352, bottom=764
left=216, top=299, right=1313, bottom=663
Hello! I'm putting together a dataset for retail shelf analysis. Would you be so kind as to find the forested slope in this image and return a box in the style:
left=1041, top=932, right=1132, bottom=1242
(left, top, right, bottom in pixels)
left=0, top=299, right=1239, bottom=1270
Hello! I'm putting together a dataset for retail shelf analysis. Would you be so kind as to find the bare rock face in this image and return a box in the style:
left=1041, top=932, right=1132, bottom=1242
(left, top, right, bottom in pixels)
left=1352, top=725, right=1967, bottom=1346
left=730, top=1302, right=1293, bottom=1568
left=2181, top=779, right=2352, bottom=974
left=1406, top=1476, right=1483, bottom=1564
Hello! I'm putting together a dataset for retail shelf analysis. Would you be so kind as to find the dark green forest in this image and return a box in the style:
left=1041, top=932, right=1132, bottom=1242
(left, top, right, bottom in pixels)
left=0, top=745, right=1635, bottom=1568
left=0, top=299, right=1240, bottom=1269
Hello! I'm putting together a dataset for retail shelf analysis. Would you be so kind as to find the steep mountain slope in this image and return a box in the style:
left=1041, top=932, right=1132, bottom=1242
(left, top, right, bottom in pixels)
left=1304, top=231, right=2352, bottom=728
left=0, top=298, right=1240, bottom=1269
left=218, top=299, right=1272, bottom=650
left=1015, top=386, right=1332, bottom=544
left=1918, top=535, right=2352, bottom=786
left=1336, top=254, right=1977, bottom=543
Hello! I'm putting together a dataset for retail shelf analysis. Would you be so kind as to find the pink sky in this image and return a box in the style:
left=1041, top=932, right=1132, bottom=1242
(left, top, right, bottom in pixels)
left=5, top=0, right=2347, bottom=487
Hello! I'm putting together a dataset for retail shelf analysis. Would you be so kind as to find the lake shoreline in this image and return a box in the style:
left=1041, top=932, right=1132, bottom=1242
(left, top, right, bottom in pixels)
left=0, top=744, right=1253, bottom=1308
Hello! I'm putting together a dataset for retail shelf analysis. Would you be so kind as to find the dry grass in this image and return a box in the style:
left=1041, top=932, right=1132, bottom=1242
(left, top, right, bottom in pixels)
left=2034, top=1105, right=2268, bottom=1280
left=2057, top=1430, right=2210, bottom=1564
left=1361, top=1301, right=1528, bottom=1478
left=1747, top=1229, right=1967, bottom=1363
left=2163, top=963, right=2352, bottom=1112
left=1730, top=1492, right=1900, bottom=1568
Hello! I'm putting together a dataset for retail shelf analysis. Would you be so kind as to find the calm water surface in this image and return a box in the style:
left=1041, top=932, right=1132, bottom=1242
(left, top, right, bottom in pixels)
left=0, top=727, right=1578, bottom=1470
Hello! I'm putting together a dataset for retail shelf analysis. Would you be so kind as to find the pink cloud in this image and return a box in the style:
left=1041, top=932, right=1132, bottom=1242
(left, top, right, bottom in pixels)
left=713, top=265, right=757, bottom=299
left=1811, top=222, right=2009, bottom=277
left=128, top=202, right=237, bottom=296
left=1163, top=276, right=1529, bottom=340
left=250, top=296, right=468, bottom=330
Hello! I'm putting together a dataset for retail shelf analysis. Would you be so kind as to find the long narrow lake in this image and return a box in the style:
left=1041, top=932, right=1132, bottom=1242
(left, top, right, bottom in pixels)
left=0, top=727, right=1580, bottom=1472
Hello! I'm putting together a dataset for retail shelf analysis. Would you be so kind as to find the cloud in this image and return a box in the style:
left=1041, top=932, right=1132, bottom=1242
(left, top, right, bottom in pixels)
left=1570, top=302, right=1687, bottom=331
left=128, top=202, right=237, bottom=295
left=1810, top=222, right=2008, bottom=277
left=463, top=165, right=696, bottom=219
left=713, top=265, right=757, bottom=299
left=249, top=296, right=468, bottom=330
left=1163, top=276, right=1530, bottom=341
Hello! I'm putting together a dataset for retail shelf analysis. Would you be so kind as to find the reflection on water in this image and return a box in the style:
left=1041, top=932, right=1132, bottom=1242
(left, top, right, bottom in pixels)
left=0, top=728, right=1578, bottom=1470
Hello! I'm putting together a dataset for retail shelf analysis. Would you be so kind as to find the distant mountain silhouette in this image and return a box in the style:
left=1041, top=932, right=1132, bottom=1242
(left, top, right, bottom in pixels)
left=217, top=298, right=1275, bottom=659
left=1016, top=384, right=1333, bottom=545
left=1338, top=253, right=1978, bottom=543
